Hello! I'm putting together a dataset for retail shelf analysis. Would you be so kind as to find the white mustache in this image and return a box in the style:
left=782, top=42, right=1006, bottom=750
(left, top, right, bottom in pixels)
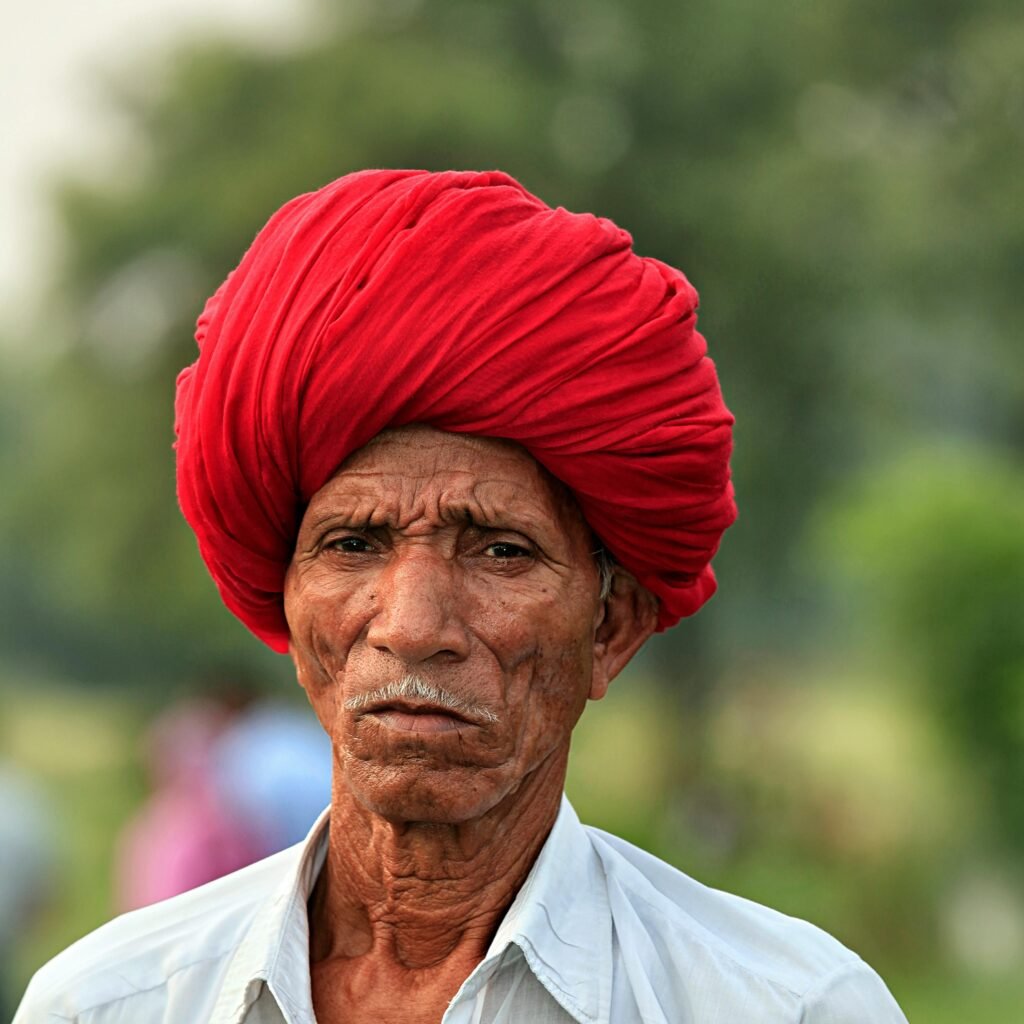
left=343, top=674, right=498, bottom=723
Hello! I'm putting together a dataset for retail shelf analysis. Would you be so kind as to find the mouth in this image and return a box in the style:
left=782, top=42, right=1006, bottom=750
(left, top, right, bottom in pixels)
left=359, top=700, right=477, bottom=734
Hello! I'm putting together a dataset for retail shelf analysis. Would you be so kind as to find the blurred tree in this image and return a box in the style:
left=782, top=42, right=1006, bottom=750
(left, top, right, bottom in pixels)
left=1, top=0, right=1020, bottom=696
left=816, top=445, right=1024, bottom=853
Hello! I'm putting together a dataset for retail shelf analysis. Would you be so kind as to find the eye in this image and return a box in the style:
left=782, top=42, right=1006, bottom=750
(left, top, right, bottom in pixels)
left=484, top=541, right=532, bottom=559
left=324, top=534, right=375, bottom=554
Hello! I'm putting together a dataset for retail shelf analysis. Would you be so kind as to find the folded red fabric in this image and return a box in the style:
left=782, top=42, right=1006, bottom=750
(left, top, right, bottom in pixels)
left=175, top=169, right=736, bottom=653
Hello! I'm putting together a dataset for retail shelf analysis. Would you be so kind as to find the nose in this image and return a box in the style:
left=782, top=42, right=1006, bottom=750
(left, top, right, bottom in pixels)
left=365, top=546, right=470, bottom=665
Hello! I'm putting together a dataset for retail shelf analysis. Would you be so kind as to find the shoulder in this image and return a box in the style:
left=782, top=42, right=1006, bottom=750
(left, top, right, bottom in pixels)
left=15, top=847, right=293, bottom=1023
left=584, top=825, right=906, bottom=1020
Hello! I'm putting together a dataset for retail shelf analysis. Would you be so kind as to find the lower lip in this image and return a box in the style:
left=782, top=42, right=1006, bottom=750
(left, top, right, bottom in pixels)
left=370, top=710, right=469, bottom=734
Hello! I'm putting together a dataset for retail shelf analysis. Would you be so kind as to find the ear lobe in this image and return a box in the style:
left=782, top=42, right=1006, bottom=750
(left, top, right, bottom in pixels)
left=589, top=570, right=658, bottom=701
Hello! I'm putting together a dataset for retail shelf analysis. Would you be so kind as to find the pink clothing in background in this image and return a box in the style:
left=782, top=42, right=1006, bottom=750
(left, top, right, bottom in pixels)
left=115, top=778, right=262, bottom=911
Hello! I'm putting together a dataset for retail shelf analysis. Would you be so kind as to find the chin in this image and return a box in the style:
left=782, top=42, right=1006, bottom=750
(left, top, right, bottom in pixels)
left=342, top=757, right=510, bottom=825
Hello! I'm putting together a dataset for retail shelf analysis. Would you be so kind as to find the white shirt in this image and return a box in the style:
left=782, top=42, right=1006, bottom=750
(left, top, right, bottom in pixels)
left=16, top=798, right=907, bottom=1023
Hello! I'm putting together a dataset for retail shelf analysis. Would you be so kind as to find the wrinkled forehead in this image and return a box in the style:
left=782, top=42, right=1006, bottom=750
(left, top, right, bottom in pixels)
left=327, top=424, right=593, bottom=536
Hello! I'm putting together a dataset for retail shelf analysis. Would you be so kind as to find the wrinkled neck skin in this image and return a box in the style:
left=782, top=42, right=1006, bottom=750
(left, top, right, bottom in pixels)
left=308, top=742, right=567, bottom=974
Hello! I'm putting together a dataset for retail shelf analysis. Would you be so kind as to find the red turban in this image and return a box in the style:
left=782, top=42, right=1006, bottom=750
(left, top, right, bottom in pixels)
left=175, top=169, right=736, bottom=653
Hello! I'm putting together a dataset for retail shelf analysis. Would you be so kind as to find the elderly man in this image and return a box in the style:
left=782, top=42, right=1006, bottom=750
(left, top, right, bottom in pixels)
left=16, top=170, right=907, bottom=1023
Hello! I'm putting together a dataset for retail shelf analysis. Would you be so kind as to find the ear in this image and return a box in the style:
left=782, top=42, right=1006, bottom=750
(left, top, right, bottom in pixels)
left=589, top=569, right=659, bottom=701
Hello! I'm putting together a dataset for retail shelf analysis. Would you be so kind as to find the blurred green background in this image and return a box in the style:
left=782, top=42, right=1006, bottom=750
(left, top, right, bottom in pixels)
left=2, top=0, right=1022, bottom=1019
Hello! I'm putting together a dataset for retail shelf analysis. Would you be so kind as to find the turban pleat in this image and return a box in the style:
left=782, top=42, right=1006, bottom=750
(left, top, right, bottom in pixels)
left=175, top=169, right=736, bottom=652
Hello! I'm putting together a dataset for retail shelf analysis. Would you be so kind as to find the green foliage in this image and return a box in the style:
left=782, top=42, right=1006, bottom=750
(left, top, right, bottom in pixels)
left=816, top=445, right=1024, bottom=851
left=2, top=680, right=147, bottom=993
left=4, top=0, right=1021, bottom=682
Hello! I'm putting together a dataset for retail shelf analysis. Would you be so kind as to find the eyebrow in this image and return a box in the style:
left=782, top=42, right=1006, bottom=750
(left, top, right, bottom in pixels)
left=453, top=507, right=520, bottom=529
left=304, top=501, right=539, bottom=533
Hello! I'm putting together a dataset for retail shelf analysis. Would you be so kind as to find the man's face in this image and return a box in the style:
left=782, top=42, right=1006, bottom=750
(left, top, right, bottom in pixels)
left=284, top=425, right=610, bottom=824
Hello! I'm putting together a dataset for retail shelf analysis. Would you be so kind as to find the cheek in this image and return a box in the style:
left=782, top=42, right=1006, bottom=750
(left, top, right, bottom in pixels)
left=473, top=575, right=595, bottom=662
left=285, top=585, right=366, bottom=738
left=286, top=573, right=367, bottom=669
left=291, top=646, right=341, bottom=741
left=471, top=578, right=597, bottom=718
left=505, top=630, right=595, bottom=765
left=533, top=637, right=593, bottom=709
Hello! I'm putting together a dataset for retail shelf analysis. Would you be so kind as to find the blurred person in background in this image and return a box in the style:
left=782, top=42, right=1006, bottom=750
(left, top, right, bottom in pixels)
left=114, top=695, right=263, bottom=910
left=0, top=762, right=55, bottom=1022
left=116, top=688, right=332, bottom=910
left=212, top=701, right=333, bottom=856
left=14, top=170, right=908, bottom=1023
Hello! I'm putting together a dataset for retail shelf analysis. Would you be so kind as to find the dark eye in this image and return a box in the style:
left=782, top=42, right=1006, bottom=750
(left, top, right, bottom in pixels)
left=484, top=541, right=531, bottom=559
left=325, top=535, right=375, bottom=554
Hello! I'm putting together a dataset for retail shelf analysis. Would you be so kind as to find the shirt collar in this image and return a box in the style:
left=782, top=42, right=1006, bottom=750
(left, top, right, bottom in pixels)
left=210, top=795, right=612, bottom=1024
left=483, top=795, right=612, bottom=1023
left=210, top=806, right=330, bottom=1024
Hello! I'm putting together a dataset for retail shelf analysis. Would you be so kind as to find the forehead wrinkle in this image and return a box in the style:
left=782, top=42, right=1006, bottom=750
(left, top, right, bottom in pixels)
left=382, top=483, right=551, bottom=534
left=463, top=477, right=561, bottom=529
left=309, top=428, right=593, bottom=547
left=319, top=468, right=559, bottom=530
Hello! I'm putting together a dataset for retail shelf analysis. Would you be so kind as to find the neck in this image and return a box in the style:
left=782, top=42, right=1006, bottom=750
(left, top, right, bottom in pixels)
left=308, top=747, right=568, bottom=971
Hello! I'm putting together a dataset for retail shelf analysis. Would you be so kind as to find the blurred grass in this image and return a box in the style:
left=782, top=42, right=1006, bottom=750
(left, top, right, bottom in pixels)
left=888, top=972, right=1024, bottom=1024
left=568, top=668, right=1024, bottom=1024
left=5, top=669, right=1023, bottom=1022
left=3, top=676, right=146, bottom=992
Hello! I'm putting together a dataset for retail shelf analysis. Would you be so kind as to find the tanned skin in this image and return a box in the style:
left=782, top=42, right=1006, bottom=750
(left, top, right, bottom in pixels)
left=284, top=426, right=658, bottom=1024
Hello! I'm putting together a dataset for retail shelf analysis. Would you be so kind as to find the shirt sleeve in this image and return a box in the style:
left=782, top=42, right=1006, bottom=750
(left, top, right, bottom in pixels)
left=799, top=962, right=908, bottom=1024
left=11, top=979, right=72, bottom=1024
